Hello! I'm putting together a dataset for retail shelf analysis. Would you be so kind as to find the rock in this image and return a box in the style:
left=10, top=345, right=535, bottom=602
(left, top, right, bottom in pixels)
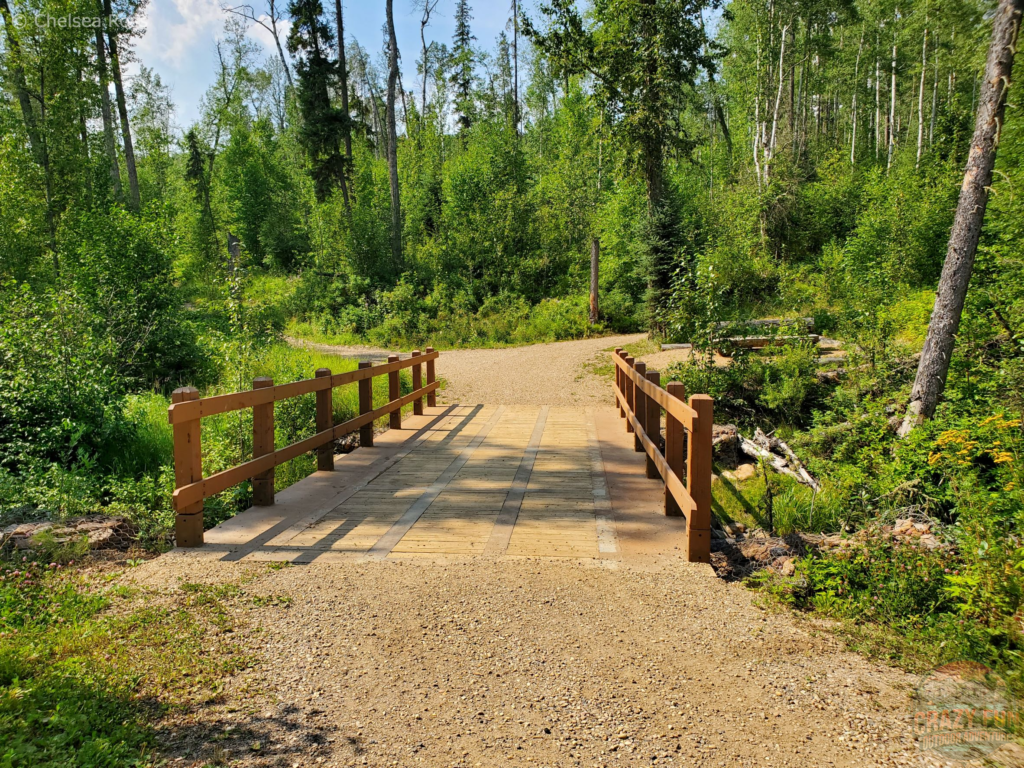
left=893, top=519, right=913, bottom=535
left=918, top=534, right=942, bottom=550
left=712, top=424, right=739, bottom=469
left=774, top=561, right=798, bottom=577
left=733, top=463, right=757, bottom=482
left=723, top=523, right=746, bottom=538
left=3, top=515, right=137, bottom=552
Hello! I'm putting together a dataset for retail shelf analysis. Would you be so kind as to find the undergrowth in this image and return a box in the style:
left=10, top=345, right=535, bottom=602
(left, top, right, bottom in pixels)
left=0, top=555, right=256, bottom=767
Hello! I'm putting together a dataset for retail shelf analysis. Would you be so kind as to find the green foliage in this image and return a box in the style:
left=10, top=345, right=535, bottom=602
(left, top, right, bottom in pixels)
left=0, top=559, right=247, bottom=767
left=287, top=0, right=349, bottom=203
left=667, top=341, right=823, bottom=427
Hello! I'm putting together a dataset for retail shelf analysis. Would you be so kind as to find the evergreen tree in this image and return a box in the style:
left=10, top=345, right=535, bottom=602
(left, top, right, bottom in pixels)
left=451, top=0, right=476, bottom=132
left=287, top=0, right=347, bottom=203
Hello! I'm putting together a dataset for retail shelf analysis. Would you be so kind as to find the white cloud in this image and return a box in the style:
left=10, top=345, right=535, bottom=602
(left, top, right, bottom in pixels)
left=137, top=0, right=224, bottom=66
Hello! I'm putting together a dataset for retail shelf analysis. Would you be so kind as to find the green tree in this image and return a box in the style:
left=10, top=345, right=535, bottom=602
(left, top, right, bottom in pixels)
left=287, top=0, right=347, bottom=202
left=526, top=0, right=721, bottom=322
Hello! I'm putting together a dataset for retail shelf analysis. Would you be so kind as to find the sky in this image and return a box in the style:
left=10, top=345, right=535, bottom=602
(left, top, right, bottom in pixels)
left=135, top=0, right=530, bottom=129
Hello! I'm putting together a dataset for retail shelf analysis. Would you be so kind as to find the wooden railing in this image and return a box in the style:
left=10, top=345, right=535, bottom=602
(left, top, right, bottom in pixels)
left=168, top=348, right=439, bottom=547
left=612, top=348, right=713, bottom=563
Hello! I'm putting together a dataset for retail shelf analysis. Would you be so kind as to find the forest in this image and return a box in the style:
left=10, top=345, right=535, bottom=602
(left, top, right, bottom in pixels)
left=2, top=0, right=1024, bottom=760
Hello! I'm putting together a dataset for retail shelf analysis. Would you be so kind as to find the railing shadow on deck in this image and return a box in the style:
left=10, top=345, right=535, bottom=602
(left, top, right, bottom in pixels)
left=168, top=349, right=440, bottom=547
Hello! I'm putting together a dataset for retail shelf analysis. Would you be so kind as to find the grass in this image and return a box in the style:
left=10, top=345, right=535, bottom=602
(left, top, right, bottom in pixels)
left=712, top=465, right=847, bottom=535
left=0, top=555, right=255, bottom=767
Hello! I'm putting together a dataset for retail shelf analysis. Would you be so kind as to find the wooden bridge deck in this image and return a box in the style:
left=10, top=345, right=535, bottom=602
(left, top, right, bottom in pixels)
left=190, top=404, right=689, bottom=563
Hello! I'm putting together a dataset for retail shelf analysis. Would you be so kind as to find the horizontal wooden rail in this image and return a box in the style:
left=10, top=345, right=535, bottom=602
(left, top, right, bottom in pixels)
left=616, top=387, right=696, bottom=513
left=613, top=353, right=697, bottom=429
left=612, top=348, right=713, bottom=563
left=168, top=348, right=440, bottom=547
left=168, top=350, right=439, bottom=424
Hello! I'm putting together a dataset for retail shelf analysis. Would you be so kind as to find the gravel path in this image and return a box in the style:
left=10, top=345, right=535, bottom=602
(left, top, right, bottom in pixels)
left=141, top=335, right=936, bottom=767
left=434, top=334, right=647, bottom=406
left=286, top=332, right=648, bottom=404
left=135, top=555, right=924, bottom=767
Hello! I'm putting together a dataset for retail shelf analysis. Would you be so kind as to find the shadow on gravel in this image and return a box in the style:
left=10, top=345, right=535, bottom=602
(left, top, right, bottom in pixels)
left=159, top=700, right=356, bottom=766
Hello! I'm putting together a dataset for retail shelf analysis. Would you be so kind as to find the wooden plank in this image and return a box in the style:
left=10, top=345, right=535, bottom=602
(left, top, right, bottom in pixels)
left=645, top=369, right=660, bottom=479
left=315, top=368, right=334, bottom=472
left=664, top=381, right=685, bottom=517
left=624, top=356, right=635, bottom=434
left=613, top=347, right=623, bottom=412
left=613, top=352, right=697, bottom=429
left=426, top=347, right=437, bottom=408
left=172, top=382, right=440, bottom=510
left=252, top=377, right=275, bottom=506
left=171, top=386, right=204, bottom=546
left=633, top=361, right=646, bottom=453
left=686, top=394, right=713, bottom=564
left=387, top=355, right=401, bottom=430
left=616, top=387, right=696, bottom=514
left=358, top=361, right=373, bottom=448
left=412, top=350, right=423, bottom=416
left=484, top=407, right=548, bottom=555
left=365, top=407, right=507, bottom=558
left=167, top=350, right=440, bottom=424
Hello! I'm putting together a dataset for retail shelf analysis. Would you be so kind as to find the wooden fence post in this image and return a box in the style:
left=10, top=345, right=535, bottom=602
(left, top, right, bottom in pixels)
left=425, top=347, right=437, bottom=407
left=252, top=377, right=275, bottom=506
left=686, top=394, right=714, bottom=563
left=645, top=370, right=660, bottom=479
left=411, top=350, right=423, bottom=416
left=358, top=361, right=374, bottom=447
left=624, top=355, right=635, bottom=433
left=171, top=386, right=204, bottom=547
left=633, top=361, right=646, bottom=452
left=613, top=348, right=622, bottom=411
left=664, top=382, right=686, bottom=516
left=315, top=368, right=334, bottom=472
left=387, top=355, right=402, bottom=429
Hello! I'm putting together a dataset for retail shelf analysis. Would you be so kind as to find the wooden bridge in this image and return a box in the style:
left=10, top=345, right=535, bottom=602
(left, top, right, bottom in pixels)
left=168, top=348, right=714, bottom=563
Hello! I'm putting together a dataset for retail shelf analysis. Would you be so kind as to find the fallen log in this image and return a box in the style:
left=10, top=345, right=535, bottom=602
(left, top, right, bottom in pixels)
left=740, top=430, right=821, bottom=491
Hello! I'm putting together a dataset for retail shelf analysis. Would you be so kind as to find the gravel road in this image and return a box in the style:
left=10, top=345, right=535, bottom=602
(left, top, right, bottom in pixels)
left=433, top=334, right=646, bottom=406
left=141, top=335, right=942, bottom=767
left=136, top=555, right=926, bottom=768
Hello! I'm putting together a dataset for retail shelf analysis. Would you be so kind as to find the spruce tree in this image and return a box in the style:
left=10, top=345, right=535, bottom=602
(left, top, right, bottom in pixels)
left=451, top=0, right=476, bottom=132
left=287, top=0, right=347, bottom=203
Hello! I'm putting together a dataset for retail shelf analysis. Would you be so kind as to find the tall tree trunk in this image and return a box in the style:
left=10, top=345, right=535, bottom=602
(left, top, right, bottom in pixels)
left=851, top=26, right=864, bottom=164
left=788, top=21, right=795, bottom=145
left=929, top=37, right=939, bottom=145
left=269, top=0, right=293, bottom=87
left=765, top=24, right=789, bottom=182
left=333, top=0, right=352, bottom=213
left=887, top=22, right=897, bottom=170
left=752, top=39, right=763, bottom=190
left=104, top=0, right=140, bottom=211
left=385, top=0, right=402, bottom=269
left=916, top=26, right=927, bottom=168
left=513, top=0, right=520, bottom=134
left=875, top=44, right=881, bottom=159
left=0, top=0, right=41, bottom=162
left=420, top=8, right=430, bottom=126
left=589, top=237, right=599, bottom=325
left=93, top=13, right=123, bottom=199
left=899, top=0, right=1023, bottom=436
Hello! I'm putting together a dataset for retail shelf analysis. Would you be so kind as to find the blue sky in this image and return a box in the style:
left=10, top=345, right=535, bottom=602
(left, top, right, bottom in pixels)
left=135, top=0, right=530, bottom=128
